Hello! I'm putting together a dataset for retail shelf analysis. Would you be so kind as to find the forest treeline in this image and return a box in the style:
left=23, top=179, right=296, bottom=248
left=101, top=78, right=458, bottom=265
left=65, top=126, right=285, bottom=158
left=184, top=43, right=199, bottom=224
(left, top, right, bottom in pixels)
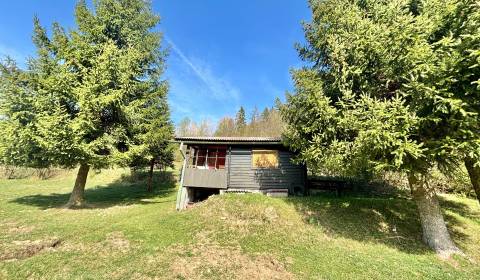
left=176, top=103, right=284, bottom=137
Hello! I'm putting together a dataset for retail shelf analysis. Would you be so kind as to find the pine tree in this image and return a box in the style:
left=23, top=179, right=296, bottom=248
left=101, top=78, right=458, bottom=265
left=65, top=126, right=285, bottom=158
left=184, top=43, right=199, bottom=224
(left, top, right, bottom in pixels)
left=0, top=0, right=171, bottom=207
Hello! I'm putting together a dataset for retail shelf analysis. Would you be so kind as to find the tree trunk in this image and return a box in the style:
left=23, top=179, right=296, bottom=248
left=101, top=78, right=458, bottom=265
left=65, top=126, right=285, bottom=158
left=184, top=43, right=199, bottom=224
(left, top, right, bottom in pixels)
left=65, top=164, right=90, bottom=208
left=147, top=159, right=155, bottom=193
left=408, top=173, right=461, bottom=258
left=464, top=157, right=480, bottom=204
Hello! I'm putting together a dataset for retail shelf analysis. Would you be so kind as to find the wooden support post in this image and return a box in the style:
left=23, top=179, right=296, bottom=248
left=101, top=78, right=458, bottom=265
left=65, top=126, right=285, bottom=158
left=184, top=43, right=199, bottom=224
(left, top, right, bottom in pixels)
left=176, top=142, right=188, bottom=210
left=194, top=147, right=199, bottom=167
left=227, top=146, right=231, bottom=188
left=205, top=148, right=208, bottom=168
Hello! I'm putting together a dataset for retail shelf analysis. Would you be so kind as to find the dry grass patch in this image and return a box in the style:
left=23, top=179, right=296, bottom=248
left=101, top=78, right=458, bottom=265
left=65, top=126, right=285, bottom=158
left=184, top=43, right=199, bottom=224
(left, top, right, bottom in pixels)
left=54, top=231, right=132, bottom=258
left=1, top=221, right=35, bottom=235
left=105, top=231, right=131, bottom=253
left=168, top=233, right=294, bottom=280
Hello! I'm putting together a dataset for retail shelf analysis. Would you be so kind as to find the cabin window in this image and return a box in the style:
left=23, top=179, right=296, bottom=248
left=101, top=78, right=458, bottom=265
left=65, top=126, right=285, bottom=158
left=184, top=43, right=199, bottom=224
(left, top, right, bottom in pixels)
left=252, top=150, right=279, bottom=169
left=190, top=146, right=227, bottom=169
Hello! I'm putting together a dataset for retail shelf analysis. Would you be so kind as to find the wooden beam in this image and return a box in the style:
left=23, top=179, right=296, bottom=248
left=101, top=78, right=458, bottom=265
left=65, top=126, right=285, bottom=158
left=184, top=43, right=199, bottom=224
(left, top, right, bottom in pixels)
left=227, top=146, right=231, bottom=188
left=176, top=142, right=188, bottom=210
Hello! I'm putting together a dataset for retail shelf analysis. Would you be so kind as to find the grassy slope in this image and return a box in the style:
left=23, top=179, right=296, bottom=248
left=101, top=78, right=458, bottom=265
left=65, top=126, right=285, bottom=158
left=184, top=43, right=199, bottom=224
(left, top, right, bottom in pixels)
left=0, top=168, right=478, bottom=280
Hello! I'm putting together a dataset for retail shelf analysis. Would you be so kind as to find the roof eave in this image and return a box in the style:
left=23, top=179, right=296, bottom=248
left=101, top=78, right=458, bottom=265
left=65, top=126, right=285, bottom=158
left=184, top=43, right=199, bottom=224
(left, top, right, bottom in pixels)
left=173, top=140, right=283, bottom=146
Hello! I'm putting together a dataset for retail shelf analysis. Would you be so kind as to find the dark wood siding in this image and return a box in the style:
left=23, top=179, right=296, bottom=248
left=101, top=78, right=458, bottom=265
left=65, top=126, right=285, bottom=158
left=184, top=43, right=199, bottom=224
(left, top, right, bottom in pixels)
left=228, top=147, right=305, bottom=193
left=183, top=168, right=227, bottom=189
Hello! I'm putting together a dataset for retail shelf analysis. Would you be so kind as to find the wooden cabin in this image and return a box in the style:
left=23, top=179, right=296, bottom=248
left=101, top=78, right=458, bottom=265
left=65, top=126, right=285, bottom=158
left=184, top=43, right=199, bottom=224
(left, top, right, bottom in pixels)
left=175, top=136, right=306, bottom=210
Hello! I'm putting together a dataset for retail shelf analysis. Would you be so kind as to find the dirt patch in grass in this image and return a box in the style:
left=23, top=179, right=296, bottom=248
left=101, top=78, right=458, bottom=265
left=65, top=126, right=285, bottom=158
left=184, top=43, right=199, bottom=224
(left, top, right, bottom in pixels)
left=0, top=238, right=61, bottom=261
left=168, top=232, right=294, bottom=280
left=105, top=231, right=131, bottom=253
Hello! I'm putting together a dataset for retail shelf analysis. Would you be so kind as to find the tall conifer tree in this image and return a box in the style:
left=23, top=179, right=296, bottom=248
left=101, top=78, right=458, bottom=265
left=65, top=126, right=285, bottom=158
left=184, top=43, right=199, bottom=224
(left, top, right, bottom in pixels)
left=235, top=106, right=246, bottom=136
left=281, top=0, right=477, bottom=257
left=0, top=0, right=172, bottom=207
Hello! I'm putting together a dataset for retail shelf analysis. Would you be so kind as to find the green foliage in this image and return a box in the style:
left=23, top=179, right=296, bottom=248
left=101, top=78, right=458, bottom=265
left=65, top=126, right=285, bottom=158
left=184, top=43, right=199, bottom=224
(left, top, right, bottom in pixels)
left=0, top=0, right=173, bottom=171
left=282, top=0, right=480, bottom=179
left=0, top=59, right=53, bottom=168
left=127, top=73, right=174, bottom=170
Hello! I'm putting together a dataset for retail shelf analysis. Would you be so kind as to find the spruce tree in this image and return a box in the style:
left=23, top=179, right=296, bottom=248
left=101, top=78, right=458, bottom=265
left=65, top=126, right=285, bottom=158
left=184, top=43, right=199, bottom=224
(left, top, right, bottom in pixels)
left=282, top=0, right=472, bottom=257
left=128, top=79, right=174, bottom=193
left=0, top=58, right=47, bottom=169
left=432, top=0, right=480, bottom=203
left=0, top=0, right=171, bottom=207
left=235, top=106, right=246, bottom=136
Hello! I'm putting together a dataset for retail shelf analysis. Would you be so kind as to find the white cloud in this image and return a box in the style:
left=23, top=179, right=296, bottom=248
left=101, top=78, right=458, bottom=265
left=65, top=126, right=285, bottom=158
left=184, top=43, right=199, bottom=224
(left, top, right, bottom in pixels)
left=166, top=37, right=240, bottom=102
left=168, top=70, right=232, bottom=125
left=166, top=37, right=242, bottom=125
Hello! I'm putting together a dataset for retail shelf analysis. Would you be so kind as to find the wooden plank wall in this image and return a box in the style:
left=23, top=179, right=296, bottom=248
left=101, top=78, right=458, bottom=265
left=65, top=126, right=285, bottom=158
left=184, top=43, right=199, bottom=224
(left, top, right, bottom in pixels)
left=183, top=168, right=227, bottom=189
left=228, top=147, right=305, bottom=194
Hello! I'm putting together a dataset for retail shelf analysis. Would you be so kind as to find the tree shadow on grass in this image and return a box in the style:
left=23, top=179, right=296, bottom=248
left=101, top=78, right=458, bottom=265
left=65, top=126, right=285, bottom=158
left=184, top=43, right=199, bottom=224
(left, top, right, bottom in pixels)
left=438, top=196, right=480, bottom=252
left=286, top=193, right=474, bottom=255
left=439, top=196, right=480, bottom=221
left=10, top=170, right=178, bottom=210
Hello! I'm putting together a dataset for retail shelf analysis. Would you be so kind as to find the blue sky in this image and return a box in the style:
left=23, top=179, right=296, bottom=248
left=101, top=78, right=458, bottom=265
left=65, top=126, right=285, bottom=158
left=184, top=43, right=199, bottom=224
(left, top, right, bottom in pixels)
left=0, top=1, right=310, bottom=125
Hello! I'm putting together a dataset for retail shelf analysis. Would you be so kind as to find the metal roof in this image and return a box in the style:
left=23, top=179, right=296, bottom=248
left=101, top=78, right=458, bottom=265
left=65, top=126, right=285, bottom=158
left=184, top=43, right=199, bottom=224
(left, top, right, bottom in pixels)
left=174, top=136, right=283, bottom=145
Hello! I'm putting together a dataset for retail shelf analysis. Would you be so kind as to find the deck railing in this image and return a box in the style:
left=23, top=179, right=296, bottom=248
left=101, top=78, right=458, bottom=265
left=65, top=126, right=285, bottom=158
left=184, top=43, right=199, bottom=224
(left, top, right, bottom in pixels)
left=183, top=168, right=227, bottom=189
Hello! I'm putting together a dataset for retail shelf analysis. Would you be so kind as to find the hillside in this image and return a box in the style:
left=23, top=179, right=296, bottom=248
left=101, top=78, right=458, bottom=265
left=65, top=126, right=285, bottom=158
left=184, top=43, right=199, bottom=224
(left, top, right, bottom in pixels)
left=0, top=168, right=479, bottom=279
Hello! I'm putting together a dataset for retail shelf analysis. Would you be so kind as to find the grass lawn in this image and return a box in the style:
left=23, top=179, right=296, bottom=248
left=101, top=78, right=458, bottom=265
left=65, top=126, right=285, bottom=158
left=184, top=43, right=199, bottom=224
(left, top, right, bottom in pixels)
left=0, top=168, right=479, bottom=279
